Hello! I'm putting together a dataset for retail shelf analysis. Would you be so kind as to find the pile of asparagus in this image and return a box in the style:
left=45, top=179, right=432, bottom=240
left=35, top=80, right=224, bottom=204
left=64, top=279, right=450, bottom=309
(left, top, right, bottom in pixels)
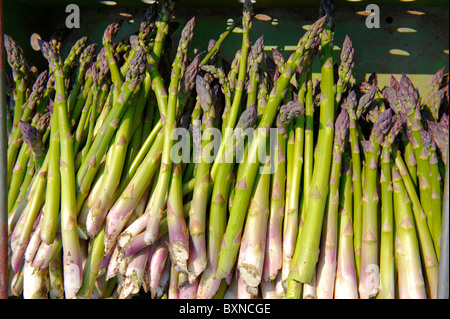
left=3, top=0, right=448, bottom=299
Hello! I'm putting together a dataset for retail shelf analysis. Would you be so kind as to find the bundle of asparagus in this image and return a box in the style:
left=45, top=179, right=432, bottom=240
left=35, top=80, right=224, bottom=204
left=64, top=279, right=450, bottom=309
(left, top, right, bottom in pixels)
left=3, top=0, right=448, bottom=299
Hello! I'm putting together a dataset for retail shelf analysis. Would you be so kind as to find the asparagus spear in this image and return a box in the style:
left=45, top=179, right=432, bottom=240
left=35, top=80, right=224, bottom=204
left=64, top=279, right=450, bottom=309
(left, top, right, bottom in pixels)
left=86, top=72, right=151, bottom=238
left=199, top=17, right=241, bottom=67
left=288, top=14, right=333, bottom=284
left=316, top=108, right=349, bottom=299
left=398, top=74, right=434, bottom=245
left=392, top=146, right=439, bottom=299
left=423, top=67, right=446, bottom=121
left=40, top=106, right=60, bottom=245
left=359, top=109, right=393, bottom=299
left=392, top=166, right=427, bottom=299
left=39, top=39, right=83, bottom=299
left=246, top=36, right=264, bottom=109
left=63, top=36, right=88, bottom=78
left=262, top=109, right=288, bottom=282
left=281, top=101, right=305, bottom=288
left=5, top=35, right=29, bottom=183
left=419, top=128, right=442, bottom=260
left=378, top=115, right=403, bottom=299
left=427, top=116, right=448, bottom=164
left=334, top=152, right=359, bottom=299
left=75, top=47, right=147, bottom=216
left=144, top=17, right=196, bottom=245
left=336, top=35, right=355, bottom=105
left=216, top=14, right=326, bottom=281
left=187, top=75, right=216, bottom=282
left=209, top=0, right=254, bottom=183
left=197, top=105, right=257, bottom=298
left=67, top=43, right=98, bottom=114
left=102, top=21, right=124, bottom=91
left=237, top=158, right=271, bottom=288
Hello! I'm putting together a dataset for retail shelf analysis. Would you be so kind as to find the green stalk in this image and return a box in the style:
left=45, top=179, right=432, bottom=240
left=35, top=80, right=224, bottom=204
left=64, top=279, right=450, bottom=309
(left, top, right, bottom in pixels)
left=398, top=75, right=434, bottom=249
left=210, top=1, right=253, bottom=181
left=199, top=18, right=241, bottom=67
left=188, top=75, right=216, bottom=281
left=103, top=137, right=162, bottom=254
left=144, top=18, right=195, bottom=245
left=75, top=48, right=146, bottom=215
left=167, top=162, right=190, bottom=275
left=87, top=73, right=150, bottom=237
left=77, top=226, right=105, bottom=299
left=245, top=36, right=264, bottom=109
left=70, top=72, right=94, bottom=126
left=392, top=166, right=427, bottom=299
left=10, top=157, right=48, bottom=273
left=359, top=109, right=393, bottom=299
left=263, top=111, right=288, bottom=282
left=39, top=40, right=82, bottom=299
left=378, top=116, right=404, bottom=299
left=216, top=16, right=326, bottom=280
left=289, top=18, right=334, bottom=284
left=403, top=135, right=417, bottom=188
left=40, top=108, right=60, bottom=245
left=420, top=129, right=442, bottom=261
left=237, top=159, right=271, bottom=288
left=8, top=113, right=42, bottom=213
left=334, top=152, right=359, bottom=299
left=316, top=109, right=349, bottom=299
left=67, top=43, right=98, bottom=114
left=393, top=146, right=439, bottom=299
left=198, top=105, right=256, bottom=297
left=343, top=92, right=363, bottom=280
left=285, top=73, right=315, bottom=298
left=282, top=103, right=305, bottom=287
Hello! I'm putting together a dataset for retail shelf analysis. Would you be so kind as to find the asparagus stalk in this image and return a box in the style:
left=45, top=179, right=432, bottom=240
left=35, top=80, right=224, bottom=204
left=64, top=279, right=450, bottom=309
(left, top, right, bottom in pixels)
left=167, top=160, right=189, bottom=275
left=281, top=101, right=305, bottom=287
left=144, top=17, right=196, bottom=245
left=40, top=106, right=60, bottom=245
left=104, top=141, right=162, bottom=254
left=420, top=128, right=442, bottom=260
left=216, top=15, right=326, bottom=280
left=246, top=36, right=264, bottom=109
left=336, top=35, right=355, bottom=105
left=75, top=47, right=147, bottom=216
left=316, top=108, right=349, bottom=299
left=378, top=115, right=403, bottom=299
left=197, top=105, right=257, bottom=298
left=398, top=74, right=434, bottom=245
left=262, top=110, right=288, bottom=282
left=209, top=0, right=253, bottom=181
left=39, top=39, right=83, bottom=299
left=67, top=43, right=98, bottom=114
left=288, top=14, right=333, bottom=284
left=87, top=72, right=150, bottom=238
left=10, top=156, right=48, bottom=274
left=187, top=75, right=216, bottom=281
left=359, top=109, right=393, bottom=299
left=5, top=35, right=29, bottom=183
left=427, top=116, right=448, bottom=164
left=76, top=226, right=105, bottom=299
left=199, top=17, right=241, bottom=67
left=334, top=152, right=359, bottom=299
left=102, top=21, right=124, bottom=91
left=237, top=158, right=271, bottom=288
left=63, top=36, right=88, bottom=78
left=392, top=146, right=439, bottom=299
left=392, top=166, right=427, bottom=299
